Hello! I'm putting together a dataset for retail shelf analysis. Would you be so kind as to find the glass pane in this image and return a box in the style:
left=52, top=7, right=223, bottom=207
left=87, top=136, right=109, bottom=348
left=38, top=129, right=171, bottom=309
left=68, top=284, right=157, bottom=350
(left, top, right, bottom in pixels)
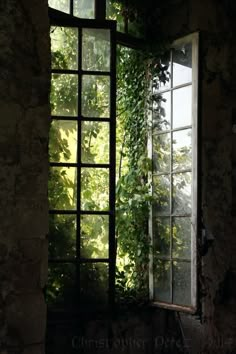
left=80, top=263, right=108, bottom=307
left=46, top=263, right=76, bottom=306
left=49, top=166, right=77, bottom=210
left=49, top=214, right=76, bottom=259
left=153, top=260, right=171, bottom=303
left=48, top=0, right=70, bottom=14
left=153, top=91, right=171, bottom=132
left=106, top=0, right=125, bottom=32
left=73, top=0, right=95, bottom=19
left=173, top=43, right=192, bottom=86
left=173, top=86, right=192, bottom=129
left=153, top=133, right=171, bottom=173
left=81, top=168, right=109, bottom=211
left=173, top=217, right=191, bottom=260
left=81, top=121, right=109, bottom=164
left=51, top=27, right=78, bottom=70
left=153, top=175, right=170, bottom=215
left=172, top=129, right=192, bottom=171
left=82, top=29, right=110, bottom=72
left=51, top=74, right=78, bottom=116
left=153, top=217, right=170, bottom=257
left=81, top=215, right=109, bottom=258
left=82, top=75, right=110, bottom=118
left=49, top=120, right=77, bottom=163
left=172, top=172, right=191, bottom=214
left=173, top=261, right=191, bottom=306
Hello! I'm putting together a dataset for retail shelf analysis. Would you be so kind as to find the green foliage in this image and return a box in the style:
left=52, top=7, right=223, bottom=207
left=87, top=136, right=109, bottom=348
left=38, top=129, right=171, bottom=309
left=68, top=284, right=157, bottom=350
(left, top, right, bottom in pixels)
left=47, top=122, right=77, bottom=304
left=115, top=47, right=152, bottom=303
left=115, top=43, right=170, bottom=304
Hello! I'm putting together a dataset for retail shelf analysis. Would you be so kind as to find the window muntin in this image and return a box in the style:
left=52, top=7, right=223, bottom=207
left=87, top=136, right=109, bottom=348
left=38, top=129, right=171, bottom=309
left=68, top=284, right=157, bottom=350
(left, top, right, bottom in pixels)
left=149, top=33, right=199, bottom=312
left=48, top=21, right=116, bottom=311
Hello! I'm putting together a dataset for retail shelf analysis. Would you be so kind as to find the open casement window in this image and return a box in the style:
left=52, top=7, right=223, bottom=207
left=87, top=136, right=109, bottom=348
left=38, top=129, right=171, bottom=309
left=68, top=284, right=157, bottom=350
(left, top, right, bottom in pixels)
left=149, top=33, right=199, bottom=312
left=48, top=6, right=116, bottom=312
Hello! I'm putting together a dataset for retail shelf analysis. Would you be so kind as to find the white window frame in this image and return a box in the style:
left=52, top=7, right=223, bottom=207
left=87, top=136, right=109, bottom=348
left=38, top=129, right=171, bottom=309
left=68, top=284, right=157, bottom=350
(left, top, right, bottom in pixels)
left=149, top=32, right=199, bottom=313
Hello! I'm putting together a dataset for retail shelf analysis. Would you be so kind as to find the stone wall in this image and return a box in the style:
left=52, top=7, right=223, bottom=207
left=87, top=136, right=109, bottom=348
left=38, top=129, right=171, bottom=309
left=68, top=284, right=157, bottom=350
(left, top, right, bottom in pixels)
left=0, top=1, right=50, bottom=353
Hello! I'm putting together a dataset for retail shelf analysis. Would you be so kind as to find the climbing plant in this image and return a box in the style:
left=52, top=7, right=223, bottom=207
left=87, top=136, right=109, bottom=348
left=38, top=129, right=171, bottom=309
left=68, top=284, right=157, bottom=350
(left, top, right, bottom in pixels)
left=115, top=45, right=169, bottom=304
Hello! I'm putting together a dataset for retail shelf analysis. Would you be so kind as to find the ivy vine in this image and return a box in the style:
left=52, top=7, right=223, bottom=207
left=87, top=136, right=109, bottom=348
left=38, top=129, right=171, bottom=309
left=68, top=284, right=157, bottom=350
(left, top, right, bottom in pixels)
left=115, top=45, right=169, bottom=305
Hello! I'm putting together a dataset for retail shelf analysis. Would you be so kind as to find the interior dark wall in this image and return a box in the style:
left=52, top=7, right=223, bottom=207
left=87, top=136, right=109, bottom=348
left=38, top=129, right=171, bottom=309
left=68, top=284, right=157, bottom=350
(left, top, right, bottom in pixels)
left=0, top=0, right=236, bottom=353
left=0, top=0, right=50, bottom=353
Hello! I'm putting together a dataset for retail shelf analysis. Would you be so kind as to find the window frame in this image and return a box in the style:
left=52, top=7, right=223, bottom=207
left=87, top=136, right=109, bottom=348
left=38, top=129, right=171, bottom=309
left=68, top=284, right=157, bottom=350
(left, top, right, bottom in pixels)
left=149, top=32, right=199, bottom=313
left=48, top=7, right=117, bottom=313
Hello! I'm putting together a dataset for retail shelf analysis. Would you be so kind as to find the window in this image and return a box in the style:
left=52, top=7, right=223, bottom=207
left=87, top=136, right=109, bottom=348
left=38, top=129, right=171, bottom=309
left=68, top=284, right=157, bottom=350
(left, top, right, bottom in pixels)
left=47, top=4, right=116, bottom=311
left=48, top=1, right=199, bottom=314
left=149, top=33, right=199, bottom=312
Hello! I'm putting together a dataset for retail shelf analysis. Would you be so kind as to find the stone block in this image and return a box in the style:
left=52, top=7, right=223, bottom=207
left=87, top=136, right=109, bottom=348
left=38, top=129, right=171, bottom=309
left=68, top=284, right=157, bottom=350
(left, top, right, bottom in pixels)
left=19, top=239, right=44, bottom=263
left=14, top=198, right=49, bottom=239
left=6, top=293, right=46, bottom=345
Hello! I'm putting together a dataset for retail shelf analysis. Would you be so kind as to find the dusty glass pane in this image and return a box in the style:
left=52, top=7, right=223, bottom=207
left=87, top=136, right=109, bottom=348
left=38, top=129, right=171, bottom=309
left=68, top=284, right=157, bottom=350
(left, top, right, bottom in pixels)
left=82, top=29, right=110, bottom=72
left=153, top=133, right=171, bottom=173
left=51, top=74, right=78, bottom=116
left=153, top=175, right=171, bottom=215
left=173, top=86, right=192, bottom=129
left=82, top=75, right=110, bottom=118
left=81, top=215, right=109, bottom=258
left=106, top=0, right=125, bottom=32
left=48, top=0, right=70, bottom=14
left=73, top=0, right=95, bottom=18
left=51, top=27, right=78, bottom=70
left=49, top=120, right=77, bottom=163
left=172, top=129, right=192, bottom=171
left=173, top=261, right=191, bottom=306
left=49, top=214, right=76, bottom=259
left=81, top=121, right=109, bottom=164
left=80, top=263, right=108, bottom=307
left=46, top=263, right=76, bottom=306
left=49, top=166, right=77, bottom=210
left=153, top=217, right=170, bottom=257
left=173, top=43, right=192, bottom=87
left=172, top=172, right=191, bottom=215
left=81, top=168, right=109, bottom=211
left=153, top=91, right=171, bottom=132
left=153, top=260, right=171, bottom=303
left=173, top=217, right=191, bottom=260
